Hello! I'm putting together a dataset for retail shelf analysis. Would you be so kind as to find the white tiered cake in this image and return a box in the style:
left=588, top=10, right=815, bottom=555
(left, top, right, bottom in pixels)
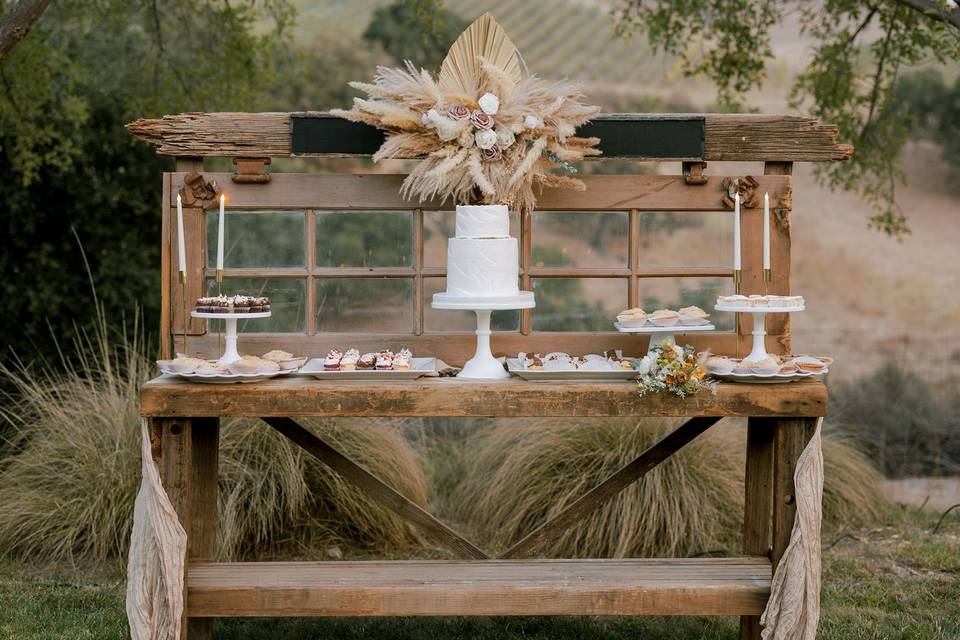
left=445, top=205, right=520, bottom=298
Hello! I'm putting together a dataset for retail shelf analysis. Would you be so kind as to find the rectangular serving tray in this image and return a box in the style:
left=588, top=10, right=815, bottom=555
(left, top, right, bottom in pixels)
left=506, top=359, right=639, bottom=382
left=300, top=357, right=437, bottom=380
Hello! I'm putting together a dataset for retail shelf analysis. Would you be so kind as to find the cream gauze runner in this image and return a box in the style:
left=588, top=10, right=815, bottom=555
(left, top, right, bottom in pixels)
left=126, top=418, right=186, bottom=640
left=760, top=418, right=824, bottom=640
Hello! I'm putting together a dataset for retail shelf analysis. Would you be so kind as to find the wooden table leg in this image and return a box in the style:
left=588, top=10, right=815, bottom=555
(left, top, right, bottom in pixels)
left=740, top=416, right=816, bottom=639
left=740, top=418, right=774, bottom=640
left=152, top=416, right=220, bottom=640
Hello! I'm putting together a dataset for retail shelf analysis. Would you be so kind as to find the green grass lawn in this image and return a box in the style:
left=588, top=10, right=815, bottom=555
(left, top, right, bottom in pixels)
left=2, top=509, right=957, bottom=640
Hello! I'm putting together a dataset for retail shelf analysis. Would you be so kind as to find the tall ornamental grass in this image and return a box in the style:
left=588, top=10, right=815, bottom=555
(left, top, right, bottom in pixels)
left=0, top=308, right=427, bottom=563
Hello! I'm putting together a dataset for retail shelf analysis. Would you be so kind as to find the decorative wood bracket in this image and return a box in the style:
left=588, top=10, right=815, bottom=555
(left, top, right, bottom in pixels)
left=178, top=172, right=222, bottom=210
left=721, top=175, right=762, bottom=208
left=683, top=161, right=708, bottom=185
left=232, top=157, right=271, bottom=183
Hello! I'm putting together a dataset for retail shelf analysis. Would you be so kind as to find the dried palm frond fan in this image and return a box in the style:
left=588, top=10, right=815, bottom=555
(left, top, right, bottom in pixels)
left=331, top=13, right=601, bottom=213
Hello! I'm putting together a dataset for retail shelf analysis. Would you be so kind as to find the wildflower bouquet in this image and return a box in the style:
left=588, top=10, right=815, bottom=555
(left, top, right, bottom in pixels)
left=635, top=340, right=712, bottom=397
left=330, top=13, right=601, bottom=214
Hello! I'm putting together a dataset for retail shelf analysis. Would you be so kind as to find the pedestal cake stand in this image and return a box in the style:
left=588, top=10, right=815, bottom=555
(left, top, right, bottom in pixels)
left=614, top=322, right=716, bottom=355
left=714, top=303, right=804, bottom=361
left=432, top=292, right=535, bottom=379
left=191, top=311, right=271, bottom=365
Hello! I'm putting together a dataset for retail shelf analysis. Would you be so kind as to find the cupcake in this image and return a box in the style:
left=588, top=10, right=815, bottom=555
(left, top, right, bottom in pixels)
left=357, top=352, right=377, bottom=370
left=393, top=350, right=411, bottom=370
left=746, top=356, right=780, bottom=375
left=705, top=355, right=734, bottom=375
left=678, top=305, right=710, bottom=326
left=649, top=309, right=680, bottom=327
left=375, top=352, right=393, bottom=370
left=323, top=349, right=343, bottom=371
left=616, top=307, right=647, bottom=328
left=339, top=349, right=360, bottom=371
left=262, top=350, right=294, bottom=363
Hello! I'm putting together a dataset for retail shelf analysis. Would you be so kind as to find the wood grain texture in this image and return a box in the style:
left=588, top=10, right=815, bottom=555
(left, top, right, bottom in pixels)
left=186, top=558, right=772, bottom=617
left=500, top=417, right=720, bottom=559
left=263, top=417, right=487, bottom=560
left=165, top=172, right=791, bottom=212
left=140, top=377, right=827, bottom=418
left=740, top=418, right=776, bottom=640
left=127, top=112, right=852, bottom=162
left=763, top=161, right=793, bottom=348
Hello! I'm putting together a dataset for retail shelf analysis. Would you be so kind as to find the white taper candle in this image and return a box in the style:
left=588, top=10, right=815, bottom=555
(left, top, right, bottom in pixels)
left=216, top=194, right=225, bottom=271
left=763, top=192, right=770, bottom=270
left=733, top=192, right=741, bottom=271
left=176, top=194, right=186, bottom=275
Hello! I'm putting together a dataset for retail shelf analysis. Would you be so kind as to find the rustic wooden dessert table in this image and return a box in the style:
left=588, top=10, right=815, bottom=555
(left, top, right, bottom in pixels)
left=141, top=375, right=825, bottom=639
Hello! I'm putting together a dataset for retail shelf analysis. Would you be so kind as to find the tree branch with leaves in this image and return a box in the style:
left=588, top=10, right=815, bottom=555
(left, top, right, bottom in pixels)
left=615, top=0, right=960, bottom=236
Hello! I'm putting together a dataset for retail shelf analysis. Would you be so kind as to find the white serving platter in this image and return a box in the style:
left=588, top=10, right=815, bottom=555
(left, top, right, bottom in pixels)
left=300, top=357, right=437, bottom=380
left=614, top=322, right=716, bottom=333
left=714, top=304, right=805, bottom=313
left=506, top=358, right=639, bottom=381
left=710, top=369, right=826, bottom=384
left=157, top=363, right=293, bottom=384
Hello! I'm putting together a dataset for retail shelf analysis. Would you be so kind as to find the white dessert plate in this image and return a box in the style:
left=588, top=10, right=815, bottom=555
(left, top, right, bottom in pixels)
left=614, top=322, right=716, bottom=333
left=432, top=291, right=536, bottom=310
left=157, top=362, right=293, bottom=384
left=507, top=359, right=639, bottom=381
left=711, top=369, right=827, bottom=384
left=300, top=357, right=437, bottom=380
left=714, top=304, right=805, bottom=313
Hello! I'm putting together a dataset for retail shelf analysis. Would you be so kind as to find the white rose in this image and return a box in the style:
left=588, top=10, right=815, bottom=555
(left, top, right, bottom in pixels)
left=436, top=118, right=460, bottom=141
left=637, top=355, right=653, bottom=375
left=524, top=115, right=544, bottom=129
left=478, top=92, right=500, bottom=115
left=475, top=129, right=498, bottom=150
left=495, top=127, right=515, bottom=149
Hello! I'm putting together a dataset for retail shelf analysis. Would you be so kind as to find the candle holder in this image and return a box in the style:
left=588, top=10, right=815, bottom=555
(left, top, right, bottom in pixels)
left=734, top=269, right=742, bottom=294
left=763, top=268, right=771, bottom=283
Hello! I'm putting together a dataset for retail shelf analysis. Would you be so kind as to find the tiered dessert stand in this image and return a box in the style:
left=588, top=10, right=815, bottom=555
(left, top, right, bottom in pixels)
left=614, top=321, right=716, bottom=355
left=191, top=310, right=271, bottom=365
left=432, top=291, right=535, bottom=379
left=713, top=302, right=804, bottom=363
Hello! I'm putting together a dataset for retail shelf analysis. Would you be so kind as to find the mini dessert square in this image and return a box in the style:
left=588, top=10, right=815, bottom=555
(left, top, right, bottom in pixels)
left=340, top=349, right=360, bottom=371
left=357, top=352, right=377, bottom=370
left=323, top=349, right=343, bottom=371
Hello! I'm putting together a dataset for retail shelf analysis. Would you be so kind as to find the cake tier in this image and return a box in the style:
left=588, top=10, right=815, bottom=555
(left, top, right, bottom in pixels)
left=455, top=204, right=510, bottom=239
left=446, top=237, right=519, bottom=297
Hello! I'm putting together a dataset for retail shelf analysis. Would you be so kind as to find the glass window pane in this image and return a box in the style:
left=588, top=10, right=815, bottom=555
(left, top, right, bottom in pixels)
left=316, top=278, right=413, bottom=333
left=205, top=278, right=305, bottom=333
left=532, top=211, right=628, bottom=268
left=638, top=212, right=733, bottom=268
left=206, top=210, right=304, bottom=268
left=316, top=211, right=413, bottom=267
left=423, top=278, right=519, bottom=332
left=423, top=210, right=520, bottom=268
left=638, top=277, right=735, bottom=331
left=532, top=278, right=627, bottom=331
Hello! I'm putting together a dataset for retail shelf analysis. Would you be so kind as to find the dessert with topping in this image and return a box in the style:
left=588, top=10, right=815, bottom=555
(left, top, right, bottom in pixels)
left=375, top=351, right=394, bottom=370
left=194, top=294, right=271, bottom=313
left=616, top=307, right=647, bottom=327
left=339, top=349, right=360, bottom=371
left=678, top=305, right=710, bottom=326
left=357, top=352, right=377, bottom=370
left=649, top=309, right=681, bottom=327
left=393, top=348, right=412, bottom=370
left=323, top=349, right=343, bottom=371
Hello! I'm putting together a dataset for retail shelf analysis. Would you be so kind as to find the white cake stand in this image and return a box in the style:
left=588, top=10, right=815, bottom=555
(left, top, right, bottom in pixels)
left=714, top=304, right=804, bottom=362
left=614, top=322, right=716, bottom=355
left=432, top=291, right=535, bottom=379
left=191, top=311, right=271, bottom=365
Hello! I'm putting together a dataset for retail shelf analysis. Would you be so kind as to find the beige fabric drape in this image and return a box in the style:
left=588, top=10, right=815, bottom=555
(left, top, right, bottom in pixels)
left=761, top=418, right=824, bottom=640
left=126, top=418, right=186, bottom=640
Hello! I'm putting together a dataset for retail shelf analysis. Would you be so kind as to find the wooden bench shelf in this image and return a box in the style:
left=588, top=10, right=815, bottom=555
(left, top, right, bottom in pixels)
left=140, top=376, right=827, bottom=418
left=188, top=558, right=772, bottom=617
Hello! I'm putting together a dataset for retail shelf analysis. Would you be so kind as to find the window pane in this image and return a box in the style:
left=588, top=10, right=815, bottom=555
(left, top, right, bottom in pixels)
left=638, top=277, right=735, bottom=331
left=316, top=278, right=413, bottom=333
left=316, top=211, right=413, bottom=267
left=205, top=278, right=305, bottom=333
left=206, top=210, right=304, bottom=268
left=532, top=278, right=627, bottom=331
left=638, top=212, right=733, bottom=268
left=532, top=211, right=628, bottom=268
left=423, top=210, right=520, bottom=268
left=423, top=278, right=519, bottom=332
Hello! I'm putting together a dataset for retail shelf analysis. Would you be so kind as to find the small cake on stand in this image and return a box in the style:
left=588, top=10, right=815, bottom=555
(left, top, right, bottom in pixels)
left=432, top=205, right=534, bottom=379
left=192, top=295, right=272, bottom=365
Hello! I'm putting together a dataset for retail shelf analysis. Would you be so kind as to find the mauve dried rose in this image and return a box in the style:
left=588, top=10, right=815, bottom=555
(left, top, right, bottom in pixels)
left=447, top=104, right=470, bottom=121
left=481, top=143, right=503, bottom=162
left=470, top=109, right=494, bottom=130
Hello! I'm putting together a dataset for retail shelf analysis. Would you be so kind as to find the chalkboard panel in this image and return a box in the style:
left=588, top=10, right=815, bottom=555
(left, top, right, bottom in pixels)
left=291, top=114, right=705, bottom=159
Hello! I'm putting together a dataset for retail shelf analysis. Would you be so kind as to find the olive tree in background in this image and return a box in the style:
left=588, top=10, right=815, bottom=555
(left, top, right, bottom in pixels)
left=614, top=0, right=960, bottom=236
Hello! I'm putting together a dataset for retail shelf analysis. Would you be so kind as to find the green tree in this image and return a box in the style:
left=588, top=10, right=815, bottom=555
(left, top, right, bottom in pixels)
left=363, top=0, right=468, bottom=69
left=0, top=0, right=294, bottom=366
left=614, top=0, right=960, bottom=236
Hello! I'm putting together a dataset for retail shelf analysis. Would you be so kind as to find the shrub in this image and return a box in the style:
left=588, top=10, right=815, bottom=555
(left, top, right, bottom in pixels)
left=450, top=418, right=887, bottom=558
left=0, top=313, right=427, bottom=563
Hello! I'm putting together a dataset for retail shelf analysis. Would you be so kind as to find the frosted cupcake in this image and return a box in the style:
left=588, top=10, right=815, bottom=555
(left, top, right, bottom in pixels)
left=339, top=349, right=360, bottom=371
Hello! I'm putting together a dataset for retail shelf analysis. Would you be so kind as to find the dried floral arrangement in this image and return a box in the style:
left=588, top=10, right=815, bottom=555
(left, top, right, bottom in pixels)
left=330, top=14, right=601, bottom=214
left=635, top=341, right=713, bottom=398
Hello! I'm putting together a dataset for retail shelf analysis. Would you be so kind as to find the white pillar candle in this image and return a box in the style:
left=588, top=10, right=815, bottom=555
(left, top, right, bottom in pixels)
left=176, top=194, right=186, bottom=276
left=763, top=192, right=770, bottom=270
left=216, top=194, right=225, bottom=271
left=733, top=192, right=741, bottom=271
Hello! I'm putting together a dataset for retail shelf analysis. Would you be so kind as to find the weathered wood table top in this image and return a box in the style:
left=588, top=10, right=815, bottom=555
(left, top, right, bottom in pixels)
left=140, top=375, right=826, bottom=418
